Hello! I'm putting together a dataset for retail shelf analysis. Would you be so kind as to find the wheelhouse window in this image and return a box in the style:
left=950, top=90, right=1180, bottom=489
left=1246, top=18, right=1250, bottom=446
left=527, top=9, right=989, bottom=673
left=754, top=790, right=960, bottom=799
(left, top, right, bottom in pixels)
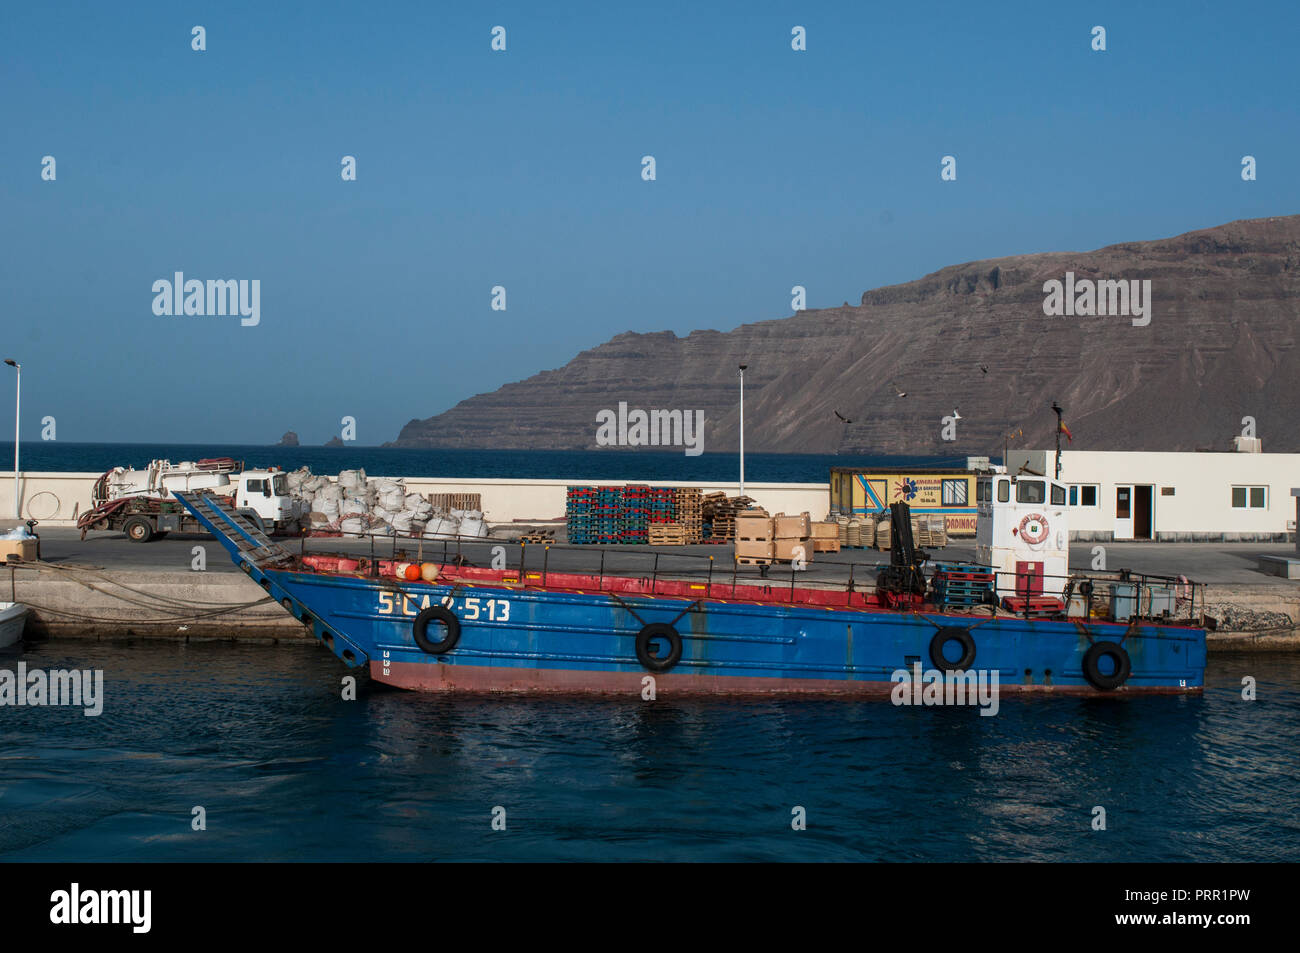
left=997, top=479, right=1010, bottom=503
left=1232, top=486, right=1267, bottom=509
left=1016, top=480, right=1045, bottom=504
left=976, top=479, right=991, bottom=503
left=942, top=479, right=968, bottom=505
left=1050, top=483, right=1066, bottom=506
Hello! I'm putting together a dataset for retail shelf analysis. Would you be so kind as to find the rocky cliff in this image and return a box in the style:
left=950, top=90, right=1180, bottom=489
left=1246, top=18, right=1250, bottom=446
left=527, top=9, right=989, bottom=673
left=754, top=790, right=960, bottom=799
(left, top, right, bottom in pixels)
left=390, top=214, right=1300, bottom=454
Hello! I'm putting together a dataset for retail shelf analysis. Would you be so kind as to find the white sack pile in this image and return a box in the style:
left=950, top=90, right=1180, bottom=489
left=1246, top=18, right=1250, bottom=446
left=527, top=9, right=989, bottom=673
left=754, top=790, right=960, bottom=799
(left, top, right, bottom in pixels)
left=286, top=467, right=479, bottom=539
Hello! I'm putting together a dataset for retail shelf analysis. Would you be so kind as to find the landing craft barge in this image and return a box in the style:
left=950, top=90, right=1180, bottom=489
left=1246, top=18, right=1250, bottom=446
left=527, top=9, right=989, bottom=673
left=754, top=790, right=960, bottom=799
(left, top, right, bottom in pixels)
left=174, top=476, right=1207, bottom=696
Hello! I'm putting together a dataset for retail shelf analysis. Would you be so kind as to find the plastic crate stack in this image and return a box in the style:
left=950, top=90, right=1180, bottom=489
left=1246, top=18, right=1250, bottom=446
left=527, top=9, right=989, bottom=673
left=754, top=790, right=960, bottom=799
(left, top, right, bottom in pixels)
left=619, top=484, right=651, bottom=544
left=930, top=561, right=994, bottom=607
left=567, top=485, right=700, bottom=544
left=565, top=485, right=625, bottom=545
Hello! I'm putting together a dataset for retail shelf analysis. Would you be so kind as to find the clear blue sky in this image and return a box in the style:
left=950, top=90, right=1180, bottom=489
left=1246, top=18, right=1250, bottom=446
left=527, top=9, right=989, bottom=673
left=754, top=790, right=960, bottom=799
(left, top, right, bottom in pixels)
left=2, top=0, right=1296, bottom=444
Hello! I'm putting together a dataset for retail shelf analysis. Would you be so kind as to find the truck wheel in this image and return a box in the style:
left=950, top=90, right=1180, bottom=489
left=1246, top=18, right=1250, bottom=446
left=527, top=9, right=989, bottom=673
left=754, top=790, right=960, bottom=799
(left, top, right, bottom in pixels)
left=123, top=516, right=155, bottom=543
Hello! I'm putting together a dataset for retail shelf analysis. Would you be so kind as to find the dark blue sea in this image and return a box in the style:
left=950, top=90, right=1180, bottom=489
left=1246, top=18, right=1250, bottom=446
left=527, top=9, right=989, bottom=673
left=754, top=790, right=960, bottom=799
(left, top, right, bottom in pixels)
left=1, top=442, right=975, bottom=483
left=1, top=640, right=1297, bottom=862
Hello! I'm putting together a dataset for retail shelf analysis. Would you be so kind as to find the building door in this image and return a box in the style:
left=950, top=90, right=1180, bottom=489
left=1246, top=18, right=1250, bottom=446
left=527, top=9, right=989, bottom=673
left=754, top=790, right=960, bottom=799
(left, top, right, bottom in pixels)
left=1133, top=485, right=1154, bottom=540
left=1115, top=486, right=1133, bottom=540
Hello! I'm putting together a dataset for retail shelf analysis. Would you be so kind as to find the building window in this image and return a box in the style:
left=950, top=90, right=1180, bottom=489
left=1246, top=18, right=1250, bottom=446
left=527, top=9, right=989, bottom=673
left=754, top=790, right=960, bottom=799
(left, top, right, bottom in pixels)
left=1231, top=486, right=1266, bottom=509
left=942, top=479, right=968, bottom=505
left=1068, top=484, right=1099, bottom=507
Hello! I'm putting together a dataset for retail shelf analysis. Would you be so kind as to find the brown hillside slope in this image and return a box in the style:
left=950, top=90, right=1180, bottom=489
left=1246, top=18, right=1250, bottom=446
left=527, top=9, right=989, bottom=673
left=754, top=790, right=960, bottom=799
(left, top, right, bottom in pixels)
left=391, top=215, right=1300, bottom=455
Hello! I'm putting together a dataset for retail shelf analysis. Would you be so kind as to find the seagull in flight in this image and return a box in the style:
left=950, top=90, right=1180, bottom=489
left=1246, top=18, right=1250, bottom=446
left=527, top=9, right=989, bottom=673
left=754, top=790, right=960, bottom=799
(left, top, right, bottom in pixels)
left=834, top=410, right=853, bottom=423
left=979, top=364, right=988, bottom=374
left=952, top=408, right=962, bottom=420
left=892, top=381, right=907, bottom=398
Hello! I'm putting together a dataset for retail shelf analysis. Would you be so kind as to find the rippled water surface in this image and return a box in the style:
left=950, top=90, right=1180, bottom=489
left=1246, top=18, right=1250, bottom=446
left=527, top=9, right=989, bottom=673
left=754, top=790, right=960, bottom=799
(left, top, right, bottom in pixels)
left=2, top=640, right=1298, bottom=861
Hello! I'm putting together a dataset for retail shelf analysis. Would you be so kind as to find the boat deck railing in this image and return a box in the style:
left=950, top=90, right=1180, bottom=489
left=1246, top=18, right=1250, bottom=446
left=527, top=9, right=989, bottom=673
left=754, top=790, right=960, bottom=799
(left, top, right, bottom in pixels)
left=288, top=530, right=1207, bottom=627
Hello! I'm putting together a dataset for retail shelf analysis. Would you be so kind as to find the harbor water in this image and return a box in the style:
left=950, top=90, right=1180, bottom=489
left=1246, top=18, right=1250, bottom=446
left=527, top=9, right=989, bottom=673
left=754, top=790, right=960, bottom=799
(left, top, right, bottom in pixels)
left=2, top=639, right=1297, bottom=862
left=0, top=442, right=971, bottom=483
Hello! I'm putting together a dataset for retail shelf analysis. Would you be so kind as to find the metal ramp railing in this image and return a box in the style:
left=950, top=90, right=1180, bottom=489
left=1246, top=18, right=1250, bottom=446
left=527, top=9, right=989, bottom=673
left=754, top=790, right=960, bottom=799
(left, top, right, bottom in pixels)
left=172, top=490, right=295, bottom=567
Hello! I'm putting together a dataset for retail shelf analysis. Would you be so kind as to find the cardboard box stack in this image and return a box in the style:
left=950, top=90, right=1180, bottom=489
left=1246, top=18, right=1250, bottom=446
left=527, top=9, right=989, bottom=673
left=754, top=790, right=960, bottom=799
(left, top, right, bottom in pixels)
left=772, top=511, right=813, bottom=564
left=733, top=509, right=773, bottom=565
left=811, top=521, right=840, bottom=553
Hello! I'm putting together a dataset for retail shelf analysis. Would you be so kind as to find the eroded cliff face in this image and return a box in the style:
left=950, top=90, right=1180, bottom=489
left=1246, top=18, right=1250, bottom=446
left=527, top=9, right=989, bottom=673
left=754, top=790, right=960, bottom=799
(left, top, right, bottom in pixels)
left=391, top=214, right=1300, bottom=454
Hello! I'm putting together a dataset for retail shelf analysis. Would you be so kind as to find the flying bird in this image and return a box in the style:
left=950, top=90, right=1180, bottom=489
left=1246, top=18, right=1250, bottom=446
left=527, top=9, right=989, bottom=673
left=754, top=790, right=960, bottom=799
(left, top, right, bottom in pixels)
left=951, top=409, right=962, bottom=420
left=891, top=381, right=907, bottom=398
left=834, top=411, right=853, bottom=423
left=979, top=364, right=988, bottom=374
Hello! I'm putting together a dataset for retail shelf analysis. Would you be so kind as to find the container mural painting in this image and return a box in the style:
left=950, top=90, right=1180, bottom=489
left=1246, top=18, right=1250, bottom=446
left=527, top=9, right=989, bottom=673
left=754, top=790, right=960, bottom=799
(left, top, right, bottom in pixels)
left=829, top=468, right=978, bottom=536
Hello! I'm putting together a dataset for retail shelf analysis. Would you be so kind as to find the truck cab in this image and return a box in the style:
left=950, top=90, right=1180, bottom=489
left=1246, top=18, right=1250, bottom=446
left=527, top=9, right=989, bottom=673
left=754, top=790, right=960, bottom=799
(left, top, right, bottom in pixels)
left=232, top=469, right=306, bottom=532
left=975, top=473, right=1070, bottom=599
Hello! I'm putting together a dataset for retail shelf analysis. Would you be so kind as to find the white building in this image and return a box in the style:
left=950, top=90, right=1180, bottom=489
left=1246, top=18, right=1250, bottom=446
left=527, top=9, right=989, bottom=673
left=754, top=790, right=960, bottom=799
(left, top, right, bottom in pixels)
left=1004, top=448, right=1296, bottom=542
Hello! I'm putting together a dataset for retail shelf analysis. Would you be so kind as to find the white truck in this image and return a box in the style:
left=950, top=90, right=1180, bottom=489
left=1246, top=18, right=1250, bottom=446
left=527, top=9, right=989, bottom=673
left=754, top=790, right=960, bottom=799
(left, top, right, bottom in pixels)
left=77, top=458, right=307, bottom=542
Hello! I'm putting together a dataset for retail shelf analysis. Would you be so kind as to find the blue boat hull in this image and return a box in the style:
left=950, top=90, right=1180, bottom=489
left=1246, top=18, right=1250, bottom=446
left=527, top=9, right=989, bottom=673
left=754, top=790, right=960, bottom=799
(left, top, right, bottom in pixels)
left=264, top=567, right=1207, bottom=695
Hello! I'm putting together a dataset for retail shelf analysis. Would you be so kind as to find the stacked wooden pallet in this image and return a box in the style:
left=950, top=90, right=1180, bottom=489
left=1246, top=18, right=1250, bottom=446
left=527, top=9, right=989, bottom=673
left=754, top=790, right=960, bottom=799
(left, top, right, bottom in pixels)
left=648, top=522, right=688, bottom=546
left=518, top=529, right=556, bottom=544
left=672, top=487, right=703, bottom=543
left=702, top=493, right=756, bottom=541
left=427, top=492, right=483, bottom=512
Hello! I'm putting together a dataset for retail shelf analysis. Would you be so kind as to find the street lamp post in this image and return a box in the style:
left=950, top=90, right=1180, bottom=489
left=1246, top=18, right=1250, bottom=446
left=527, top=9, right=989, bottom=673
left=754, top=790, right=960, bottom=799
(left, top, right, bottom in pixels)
left=4, top=359, right=18, bottom=519
left=738, top=364, right=747, bottom=497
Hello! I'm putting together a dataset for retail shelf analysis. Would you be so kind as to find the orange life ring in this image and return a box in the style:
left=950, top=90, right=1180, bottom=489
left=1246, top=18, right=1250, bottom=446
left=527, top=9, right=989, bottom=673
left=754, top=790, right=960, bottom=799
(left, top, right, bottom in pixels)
left=1019, top=513, right=1050, bottom=545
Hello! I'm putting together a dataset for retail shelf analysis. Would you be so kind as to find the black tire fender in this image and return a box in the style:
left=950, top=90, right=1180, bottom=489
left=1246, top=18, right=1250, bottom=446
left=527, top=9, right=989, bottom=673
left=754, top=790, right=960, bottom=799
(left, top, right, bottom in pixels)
left=1081, top=641, right=1132, bottom=691
left=413, top=605, right=461, bottom=655
left=929, top=626, right=977, bottom=672
left=635, top=623, right=682, bottom=673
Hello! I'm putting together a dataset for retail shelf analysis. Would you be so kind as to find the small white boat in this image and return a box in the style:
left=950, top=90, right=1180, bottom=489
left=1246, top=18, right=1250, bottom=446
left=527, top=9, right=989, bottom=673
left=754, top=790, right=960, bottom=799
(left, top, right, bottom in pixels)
left=0, top=602, right=28, bottom=648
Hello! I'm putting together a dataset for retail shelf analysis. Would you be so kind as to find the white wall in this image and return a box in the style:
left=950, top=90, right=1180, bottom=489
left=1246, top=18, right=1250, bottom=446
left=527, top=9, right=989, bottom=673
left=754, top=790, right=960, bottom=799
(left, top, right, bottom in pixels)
left=1, top=472, right=830, bottom=527
left=0, top=471, right=100, bottom=524
left=1007, top=449, right=1298, bottom=541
